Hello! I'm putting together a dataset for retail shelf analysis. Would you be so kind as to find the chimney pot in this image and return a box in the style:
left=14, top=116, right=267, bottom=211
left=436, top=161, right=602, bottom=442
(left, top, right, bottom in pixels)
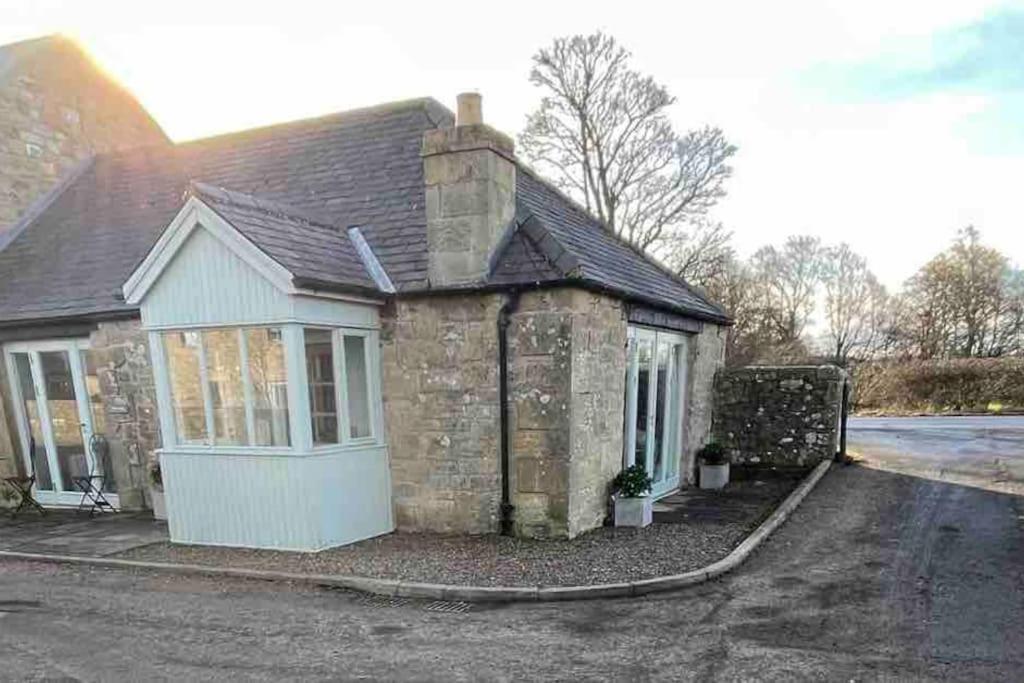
left=456, top=92, right=483, bottom=126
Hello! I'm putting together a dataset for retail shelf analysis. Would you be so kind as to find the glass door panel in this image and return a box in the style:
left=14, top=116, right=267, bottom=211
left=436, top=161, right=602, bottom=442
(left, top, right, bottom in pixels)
left=633, top=336, right=653, bottom=467
left=650, top=340, right=671, bottom=484
left=39, top=351, right=89, bottom=492
left=81, top=350, right=117, bottom=493
left=6, top=341, right=119, bottom=506
left=622, top=329, right=691, bottom=499
left=12, top=352, right=54, bottom=490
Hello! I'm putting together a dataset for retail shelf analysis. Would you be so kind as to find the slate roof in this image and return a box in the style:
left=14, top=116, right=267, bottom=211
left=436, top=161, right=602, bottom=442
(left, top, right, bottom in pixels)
left=189, top=182, right=378, bottom=295
left=503, top=167, right=730, bottom=322
left=0, top=96, right=729, bottom=325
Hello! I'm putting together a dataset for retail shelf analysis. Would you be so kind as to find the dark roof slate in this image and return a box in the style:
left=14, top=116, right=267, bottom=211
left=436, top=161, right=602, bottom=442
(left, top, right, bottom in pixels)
left=0, top=99, right=444, bottom=322
left=189, top=182, right=377, bottom=295
left=508, top=168, right=730, bottom=322
left=0, top=95, right=729, bottom=325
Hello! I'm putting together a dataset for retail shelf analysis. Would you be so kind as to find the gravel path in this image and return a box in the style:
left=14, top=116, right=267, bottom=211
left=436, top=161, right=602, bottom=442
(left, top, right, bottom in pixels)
left=115, top=476, right=801, bottom=587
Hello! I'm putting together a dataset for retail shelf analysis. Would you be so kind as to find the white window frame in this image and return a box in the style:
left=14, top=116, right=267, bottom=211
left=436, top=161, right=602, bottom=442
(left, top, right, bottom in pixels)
left=622, top=325, right=691, bottom=498
left=2, top=338, right=121, bottom=508
left=152, top=323, right=383, bottom=455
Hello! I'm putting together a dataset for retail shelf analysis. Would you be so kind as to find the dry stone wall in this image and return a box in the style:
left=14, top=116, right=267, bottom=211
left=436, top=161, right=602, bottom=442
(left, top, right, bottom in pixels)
left=713, top=365, right=847, bottom=467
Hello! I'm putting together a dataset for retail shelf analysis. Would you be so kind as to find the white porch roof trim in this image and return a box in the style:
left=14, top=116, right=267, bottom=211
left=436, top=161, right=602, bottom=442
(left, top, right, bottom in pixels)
left=348, top=227, right=396, bottom=294
left=123, top=196, right=297, bottom=306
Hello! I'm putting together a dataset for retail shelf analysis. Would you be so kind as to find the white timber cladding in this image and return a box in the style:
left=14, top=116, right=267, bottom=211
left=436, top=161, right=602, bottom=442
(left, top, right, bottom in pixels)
left=128, top=199, right=393, bottom=551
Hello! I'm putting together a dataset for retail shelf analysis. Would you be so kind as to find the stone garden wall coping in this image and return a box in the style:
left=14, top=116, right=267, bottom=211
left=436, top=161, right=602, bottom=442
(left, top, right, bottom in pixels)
left=0, top=460, right=831, bottom=603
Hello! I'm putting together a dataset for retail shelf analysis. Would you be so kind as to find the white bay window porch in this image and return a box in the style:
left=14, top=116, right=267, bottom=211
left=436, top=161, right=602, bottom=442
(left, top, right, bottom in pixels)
left=123, top=191, right=393, bottom=551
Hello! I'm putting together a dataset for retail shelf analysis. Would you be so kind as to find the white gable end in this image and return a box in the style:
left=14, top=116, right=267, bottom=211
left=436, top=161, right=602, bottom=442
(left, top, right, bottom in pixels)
left=142, top=224, right=296, bottom=328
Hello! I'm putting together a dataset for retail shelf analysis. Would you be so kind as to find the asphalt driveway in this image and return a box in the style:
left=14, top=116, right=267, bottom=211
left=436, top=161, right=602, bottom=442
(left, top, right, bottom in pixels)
left=849, top=415, right=1024, bottom=488
left=1, top=417, right=1022, bottom=680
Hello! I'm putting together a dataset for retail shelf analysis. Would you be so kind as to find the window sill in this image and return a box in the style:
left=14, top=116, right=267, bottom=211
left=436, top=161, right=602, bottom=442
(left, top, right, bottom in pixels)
left=158, top=442, right=386, bottom=458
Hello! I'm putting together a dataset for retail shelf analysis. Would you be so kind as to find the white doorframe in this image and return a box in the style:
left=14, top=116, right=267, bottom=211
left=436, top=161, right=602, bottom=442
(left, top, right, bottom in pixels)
left=622, top=326, right=691, bottom=499
left=3, top=339, right=120, bottom=508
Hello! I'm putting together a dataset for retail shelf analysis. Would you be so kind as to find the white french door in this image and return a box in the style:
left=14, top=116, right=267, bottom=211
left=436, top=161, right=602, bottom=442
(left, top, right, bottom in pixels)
left=3, top=339, right=118, bottom=508
left=623, top=327, right=690, bottom=499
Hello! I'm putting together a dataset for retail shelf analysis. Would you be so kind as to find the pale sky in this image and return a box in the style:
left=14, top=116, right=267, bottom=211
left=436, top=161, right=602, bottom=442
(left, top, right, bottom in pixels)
left=1, top=0, right=1021, bottom=289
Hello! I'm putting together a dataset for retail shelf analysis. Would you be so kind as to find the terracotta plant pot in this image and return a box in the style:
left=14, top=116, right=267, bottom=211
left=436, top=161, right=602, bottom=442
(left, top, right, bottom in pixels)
left=614, top=495, right=653, bottom=528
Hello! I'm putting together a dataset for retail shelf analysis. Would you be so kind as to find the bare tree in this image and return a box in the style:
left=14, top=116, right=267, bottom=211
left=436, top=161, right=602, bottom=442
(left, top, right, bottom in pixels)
left=667, top=219, right=734, bottom=287
left=820, top=243, right=887, bottom=363
left=519, top=32, right=736, bottom=252
left=892, top=227, right=1023, bottom=359
left=749, top=235, right=824, bottom=345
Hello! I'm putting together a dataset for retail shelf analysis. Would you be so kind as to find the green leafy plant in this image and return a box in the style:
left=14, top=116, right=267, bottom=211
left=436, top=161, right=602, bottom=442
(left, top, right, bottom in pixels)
left=613, top=464, right=652, bottom=498
left=148, top=461, right=163, bottom=490
left=697, top=442, right=729, bottom=466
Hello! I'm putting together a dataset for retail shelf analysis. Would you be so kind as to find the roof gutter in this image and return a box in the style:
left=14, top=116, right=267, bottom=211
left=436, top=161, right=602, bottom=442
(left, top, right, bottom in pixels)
left=396, top=278, right=734, bottom=327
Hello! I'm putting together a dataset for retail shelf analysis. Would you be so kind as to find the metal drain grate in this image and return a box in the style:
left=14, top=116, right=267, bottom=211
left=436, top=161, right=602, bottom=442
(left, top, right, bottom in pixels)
left=331, top=586, right=473, bottom=614
left=424, top=600, right=471, bottom=614
left=354, top=593, right=415, bottom=609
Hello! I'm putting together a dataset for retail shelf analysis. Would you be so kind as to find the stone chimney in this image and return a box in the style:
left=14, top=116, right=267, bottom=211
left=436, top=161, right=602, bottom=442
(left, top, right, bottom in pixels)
left=422, top=92, right=516, bottom=287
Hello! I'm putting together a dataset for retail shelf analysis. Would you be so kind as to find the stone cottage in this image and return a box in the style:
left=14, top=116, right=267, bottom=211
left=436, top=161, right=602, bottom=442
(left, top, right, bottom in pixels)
left=0, top=39, right=731, bottom=550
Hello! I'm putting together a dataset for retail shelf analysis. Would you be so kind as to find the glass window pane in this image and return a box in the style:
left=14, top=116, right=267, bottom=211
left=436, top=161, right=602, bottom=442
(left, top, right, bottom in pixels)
left=80, top=350, right=117, bottom=493
left=305, top=329, right=338, bottom=444
left=13, top=353, right=53, bottom=490
left=204, top=329, right=248, bottom=446
left=246, top=328, right=290, bottom=447
left=652, top=341, right=671, bottom=482
left=164, top=331, right=208, bottom=444
left=343, top=335, right=372, bottom=439
left=634, top=337, right=652, bottom=467
left=40, top=350, right=89, bottom=492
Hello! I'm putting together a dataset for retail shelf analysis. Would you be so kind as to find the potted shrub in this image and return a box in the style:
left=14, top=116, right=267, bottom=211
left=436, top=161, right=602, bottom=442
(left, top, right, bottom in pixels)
left=698, top=442, right=730, bottom=490
left=148, top=460, right=167, bottom=521
left=612, top=464, right=654, bottom=528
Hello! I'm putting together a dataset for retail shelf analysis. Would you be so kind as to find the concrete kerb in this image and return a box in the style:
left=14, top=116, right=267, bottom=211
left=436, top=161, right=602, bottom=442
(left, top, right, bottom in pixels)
left=0, top=460, right=832, bottom=603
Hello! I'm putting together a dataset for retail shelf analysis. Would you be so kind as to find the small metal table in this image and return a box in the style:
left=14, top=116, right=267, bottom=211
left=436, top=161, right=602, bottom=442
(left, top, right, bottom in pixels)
left=72, top=475, right=116, bottom=516
left=3, top=475, right=45, bottom=518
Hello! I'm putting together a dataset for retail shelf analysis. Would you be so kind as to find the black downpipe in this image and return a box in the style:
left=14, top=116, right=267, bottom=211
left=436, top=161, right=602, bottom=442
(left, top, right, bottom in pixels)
left=498, top=290, right=521, bottom=536
left=837, top=379, right=850, bottom=461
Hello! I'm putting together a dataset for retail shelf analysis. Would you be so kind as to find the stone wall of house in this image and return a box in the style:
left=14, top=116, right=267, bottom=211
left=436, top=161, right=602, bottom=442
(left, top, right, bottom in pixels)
left=712, top=365, right=847, bottom=467
left=379, top=287, right=728, bottom=538
left=0, top=36, right=166, bottom=234
left=380, top=295, right=504, bottom=533
left=564, top=292, right=628, bottom=536
left=681, top=323, right=728, bottom=483
left=86, top=320, right=161, bottom=509
left=380, top=288, right=629, bottom=539
left=508, top=289, right=627, bottom=539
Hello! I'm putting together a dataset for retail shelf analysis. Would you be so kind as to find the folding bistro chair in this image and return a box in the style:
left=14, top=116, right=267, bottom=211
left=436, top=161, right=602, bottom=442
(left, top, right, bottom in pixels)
left=3, top=437, right=46, bottom=518
left=73, top=433, right=116, bottom=517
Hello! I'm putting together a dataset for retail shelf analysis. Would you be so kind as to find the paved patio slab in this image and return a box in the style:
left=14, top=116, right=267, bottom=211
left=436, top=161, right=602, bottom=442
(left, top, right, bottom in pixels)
left=0, top=511, right=168, bottom=557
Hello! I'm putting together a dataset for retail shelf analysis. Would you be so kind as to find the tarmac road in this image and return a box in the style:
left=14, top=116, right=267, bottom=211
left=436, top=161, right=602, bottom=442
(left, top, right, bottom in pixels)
left=1, top=417, right=1022, bottom=681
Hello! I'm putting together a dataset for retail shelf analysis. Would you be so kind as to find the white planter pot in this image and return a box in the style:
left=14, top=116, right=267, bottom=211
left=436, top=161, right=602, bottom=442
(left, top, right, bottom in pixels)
left=699, top=462, right=730, bottom=490
left=150, top=488, right=167, bottom=521
left=614, top=495, right=653, bottom=528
